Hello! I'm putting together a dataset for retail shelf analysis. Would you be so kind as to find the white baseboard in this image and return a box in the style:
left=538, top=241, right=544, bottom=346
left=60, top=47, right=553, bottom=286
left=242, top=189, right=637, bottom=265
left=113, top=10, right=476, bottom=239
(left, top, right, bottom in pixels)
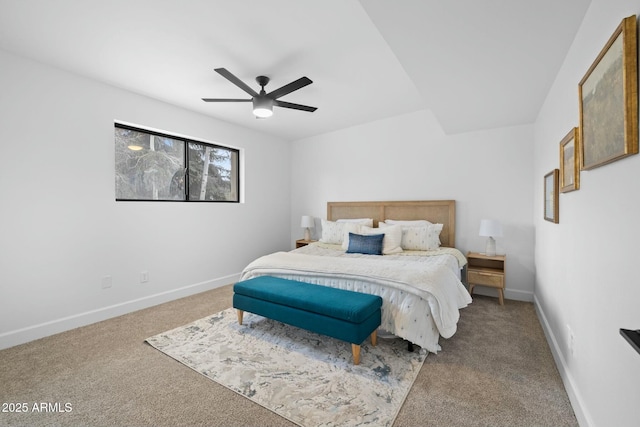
left=472, top=287, right=534, bottom=302
left=533, top=294, right=593, bottom=427
left=505, top=287, right=534, bottom=302
left=0, top=273, right=240, bottom=351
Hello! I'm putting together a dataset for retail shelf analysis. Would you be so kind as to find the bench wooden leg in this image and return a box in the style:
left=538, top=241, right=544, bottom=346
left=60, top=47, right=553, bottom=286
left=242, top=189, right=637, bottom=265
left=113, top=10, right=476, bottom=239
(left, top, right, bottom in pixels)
left=351, top=344, right=361, bottom=365
left=236, top=309, right=244, bottom=325
left=371, top=330, right=377, bottom=347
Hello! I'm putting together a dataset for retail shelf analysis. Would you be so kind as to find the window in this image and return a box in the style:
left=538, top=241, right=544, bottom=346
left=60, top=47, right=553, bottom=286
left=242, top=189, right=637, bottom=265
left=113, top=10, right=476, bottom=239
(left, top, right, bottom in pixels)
left=114, top=123, right=240, bottom=202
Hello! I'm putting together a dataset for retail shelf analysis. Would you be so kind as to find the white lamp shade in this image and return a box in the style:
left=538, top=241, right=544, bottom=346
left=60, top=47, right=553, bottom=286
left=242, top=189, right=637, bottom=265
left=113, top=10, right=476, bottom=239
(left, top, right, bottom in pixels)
left=479, top=219, right=503, bottom=237
left=253, top=97, right=273, bottom=118
left=300, top=216, right=314, bottom=228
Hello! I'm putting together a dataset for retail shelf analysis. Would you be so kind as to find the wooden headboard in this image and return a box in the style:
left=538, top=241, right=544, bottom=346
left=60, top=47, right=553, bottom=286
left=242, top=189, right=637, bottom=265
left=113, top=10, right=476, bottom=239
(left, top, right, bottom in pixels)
left=327, top=200, right=456, bottom=248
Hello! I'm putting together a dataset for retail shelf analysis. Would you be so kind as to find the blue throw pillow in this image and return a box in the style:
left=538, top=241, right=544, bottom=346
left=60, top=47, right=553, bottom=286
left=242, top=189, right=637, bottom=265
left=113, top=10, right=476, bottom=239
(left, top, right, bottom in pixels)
left=346, top=232, right=384, bottom=255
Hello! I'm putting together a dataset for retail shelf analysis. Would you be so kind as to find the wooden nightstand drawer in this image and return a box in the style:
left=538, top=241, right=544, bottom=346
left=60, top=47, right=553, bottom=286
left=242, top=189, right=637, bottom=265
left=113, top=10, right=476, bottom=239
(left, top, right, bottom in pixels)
left=466, top=252, right=506, bottom=305
left=468, top=270, right=504, bottom=288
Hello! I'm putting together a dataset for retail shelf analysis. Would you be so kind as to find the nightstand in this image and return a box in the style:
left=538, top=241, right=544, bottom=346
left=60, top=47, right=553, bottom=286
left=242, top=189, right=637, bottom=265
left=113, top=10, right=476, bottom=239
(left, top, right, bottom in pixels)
left=295, top=239, right=316, bottom=248
left=466, top=252, right=506, bottom=305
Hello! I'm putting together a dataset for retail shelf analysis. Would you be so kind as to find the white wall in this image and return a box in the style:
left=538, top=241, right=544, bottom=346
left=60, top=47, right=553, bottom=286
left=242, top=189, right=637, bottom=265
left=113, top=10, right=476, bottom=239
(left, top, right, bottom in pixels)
left=290, top=109, right=535, bottom=301
left=533, top=1, right=640, bottom=426
left=0, top=50, right=291, bottom=349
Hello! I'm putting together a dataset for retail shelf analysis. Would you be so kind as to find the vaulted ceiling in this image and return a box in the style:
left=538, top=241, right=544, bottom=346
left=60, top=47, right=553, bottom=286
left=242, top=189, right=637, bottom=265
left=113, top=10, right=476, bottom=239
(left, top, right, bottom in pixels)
left=0, top=0, right=591, bottom=141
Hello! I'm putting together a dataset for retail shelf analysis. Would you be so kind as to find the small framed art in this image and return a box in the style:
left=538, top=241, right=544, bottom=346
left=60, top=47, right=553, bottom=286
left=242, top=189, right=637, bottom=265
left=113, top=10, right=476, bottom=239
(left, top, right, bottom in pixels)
left=560, top=127, right=580, bottom=193
left=544, top=169, right=559, bottom=224
left=578, top=15, right=638, bottom=170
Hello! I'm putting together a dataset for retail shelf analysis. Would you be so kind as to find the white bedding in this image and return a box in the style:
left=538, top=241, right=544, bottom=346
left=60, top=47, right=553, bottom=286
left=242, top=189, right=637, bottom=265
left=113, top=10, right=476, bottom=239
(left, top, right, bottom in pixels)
left=239, top=242, right=472, bottom=353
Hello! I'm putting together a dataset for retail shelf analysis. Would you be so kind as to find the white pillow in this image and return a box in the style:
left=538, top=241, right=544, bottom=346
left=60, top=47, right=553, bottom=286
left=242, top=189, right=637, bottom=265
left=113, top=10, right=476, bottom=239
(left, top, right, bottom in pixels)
left=384, top=219, right=432, bottom=226
left=380, top=222, right=443, bottom=250
left=353, top=225, right=403, bottom=254
left=337, top=218, right=374, bottom=227
left=320, top=220, right=360, bottom=245
left=427, top=223, right=443, bottom=248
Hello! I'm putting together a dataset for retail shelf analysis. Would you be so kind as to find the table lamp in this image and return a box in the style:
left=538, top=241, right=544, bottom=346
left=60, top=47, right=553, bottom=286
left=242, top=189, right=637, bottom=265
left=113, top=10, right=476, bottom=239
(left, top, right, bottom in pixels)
left=300, top=215, right=314, bottom=241
left=479, top=219, right=502, bottom=256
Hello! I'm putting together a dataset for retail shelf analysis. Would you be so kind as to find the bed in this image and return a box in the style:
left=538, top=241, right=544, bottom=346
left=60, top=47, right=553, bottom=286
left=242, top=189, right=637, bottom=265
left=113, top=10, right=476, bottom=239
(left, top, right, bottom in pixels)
left=239, top=200, right=472, bottom=353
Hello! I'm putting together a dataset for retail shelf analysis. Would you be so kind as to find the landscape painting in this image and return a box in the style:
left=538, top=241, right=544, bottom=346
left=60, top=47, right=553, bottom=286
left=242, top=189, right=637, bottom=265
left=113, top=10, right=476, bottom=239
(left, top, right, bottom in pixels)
left=578, top=15, right=638, bottom=170
left=544, top=169, right=559, bottom=224
left=560, top=128, right=580, bottom=193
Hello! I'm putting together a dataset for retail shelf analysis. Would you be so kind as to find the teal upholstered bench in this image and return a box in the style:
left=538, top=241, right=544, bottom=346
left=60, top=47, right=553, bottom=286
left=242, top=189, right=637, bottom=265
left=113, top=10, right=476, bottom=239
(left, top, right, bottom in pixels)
left=233, top=276, right=382, bottom=365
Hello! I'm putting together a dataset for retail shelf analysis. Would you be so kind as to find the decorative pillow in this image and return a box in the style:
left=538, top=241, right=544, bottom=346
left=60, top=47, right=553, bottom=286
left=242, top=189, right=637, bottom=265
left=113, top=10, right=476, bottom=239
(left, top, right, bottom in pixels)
left=357, top=225, right=403, bottom=254
left=380, top=222, right=443, bottom=250
left=426, top=223, right=444, bottom=248
left=336, top=218, right=374, bottom=227
left=346, top=233, right=384, bottom=255
left=320, top=220, right=360, bottom=245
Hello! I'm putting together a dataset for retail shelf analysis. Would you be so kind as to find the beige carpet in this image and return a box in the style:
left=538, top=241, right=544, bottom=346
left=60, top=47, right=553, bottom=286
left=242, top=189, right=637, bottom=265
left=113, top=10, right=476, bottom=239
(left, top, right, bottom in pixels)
left=0, top=285, right=578, bottom=427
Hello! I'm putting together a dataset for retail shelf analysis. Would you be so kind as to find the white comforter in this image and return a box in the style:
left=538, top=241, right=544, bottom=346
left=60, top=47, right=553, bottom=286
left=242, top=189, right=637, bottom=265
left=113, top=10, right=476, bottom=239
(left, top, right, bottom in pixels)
left=239, top=243, right=472, bottom=353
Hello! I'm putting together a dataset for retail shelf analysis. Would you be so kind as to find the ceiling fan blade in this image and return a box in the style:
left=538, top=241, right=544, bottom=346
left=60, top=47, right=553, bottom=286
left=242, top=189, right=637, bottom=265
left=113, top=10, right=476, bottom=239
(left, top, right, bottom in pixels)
left=275, top=100, right=317, bottom=112
left=202, top=98, right=252, bottom=102
left=214, top=68, right=258, bottom=97
left=267, top=77, right=313, bottom=100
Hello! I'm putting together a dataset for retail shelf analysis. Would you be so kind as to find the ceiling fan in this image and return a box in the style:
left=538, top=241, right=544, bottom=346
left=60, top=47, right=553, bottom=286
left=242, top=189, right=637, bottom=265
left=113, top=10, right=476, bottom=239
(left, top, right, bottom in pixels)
left=202, top=68, right=317, bottom=118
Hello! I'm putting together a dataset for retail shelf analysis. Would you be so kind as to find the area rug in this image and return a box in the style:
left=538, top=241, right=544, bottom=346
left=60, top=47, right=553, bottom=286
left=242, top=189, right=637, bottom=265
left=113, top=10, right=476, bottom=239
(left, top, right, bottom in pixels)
left=146, top=308, right=426, bottom=427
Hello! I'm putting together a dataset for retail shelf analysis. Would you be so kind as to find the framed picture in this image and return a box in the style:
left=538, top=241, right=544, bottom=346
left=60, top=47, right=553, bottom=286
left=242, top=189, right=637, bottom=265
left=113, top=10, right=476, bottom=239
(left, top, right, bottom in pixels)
left=578, top=15, right=638, bottom=170
left=544, top=169, right=559, bottom=224
left=559, top=127, right=580, bottom=193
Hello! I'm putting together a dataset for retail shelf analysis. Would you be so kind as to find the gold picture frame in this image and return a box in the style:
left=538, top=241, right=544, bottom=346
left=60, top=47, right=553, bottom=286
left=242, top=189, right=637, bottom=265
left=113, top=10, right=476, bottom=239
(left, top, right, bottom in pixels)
left=560, top=127, right=580, bottom=193
left=578, top=15, right=638, bottom=170
left=544, top=169, right=559, bottom=224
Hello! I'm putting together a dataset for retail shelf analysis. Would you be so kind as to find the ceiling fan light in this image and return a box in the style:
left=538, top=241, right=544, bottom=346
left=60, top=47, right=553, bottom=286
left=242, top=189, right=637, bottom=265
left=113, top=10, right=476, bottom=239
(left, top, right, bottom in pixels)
left=253, top=107, right=273, bottom=118
left=253, top=97, right=273, bottom=118
left=127, top=144, right=143, bottom=151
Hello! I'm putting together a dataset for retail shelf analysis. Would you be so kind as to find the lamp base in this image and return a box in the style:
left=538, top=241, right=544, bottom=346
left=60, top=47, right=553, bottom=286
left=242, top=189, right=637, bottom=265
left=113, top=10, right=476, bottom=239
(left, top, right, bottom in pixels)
left=485, top=237, right=496, bottom=256
left=304, top=228, right=311, bottom=241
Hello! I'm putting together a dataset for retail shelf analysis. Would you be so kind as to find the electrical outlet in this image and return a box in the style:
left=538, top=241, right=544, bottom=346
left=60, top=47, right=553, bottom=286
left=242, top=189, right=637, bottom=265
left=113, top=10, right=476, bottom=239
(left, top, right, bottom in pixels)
left=140, top=271, right=149, bottom=283
left=567, top=325, right=575, bottom=357
left=101, top=275, right=112, bottom=289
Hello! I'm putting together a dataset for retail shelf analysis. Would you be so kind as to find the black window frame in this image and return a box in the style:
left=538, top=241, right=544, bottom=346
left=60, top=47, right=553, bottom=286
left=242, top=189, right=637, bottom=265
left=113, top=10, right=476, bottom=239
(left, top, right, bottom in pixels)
left=114, top=123, right=240, bottom=203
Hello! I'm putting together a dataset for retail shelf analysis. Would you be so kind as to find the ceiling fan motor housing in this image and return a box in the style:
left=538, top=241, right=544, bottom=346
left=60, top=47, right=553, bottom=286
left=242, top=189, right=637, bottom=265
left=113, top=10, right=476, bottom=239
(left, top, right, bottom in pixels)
left=256, top=75, right=270, bottom=88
